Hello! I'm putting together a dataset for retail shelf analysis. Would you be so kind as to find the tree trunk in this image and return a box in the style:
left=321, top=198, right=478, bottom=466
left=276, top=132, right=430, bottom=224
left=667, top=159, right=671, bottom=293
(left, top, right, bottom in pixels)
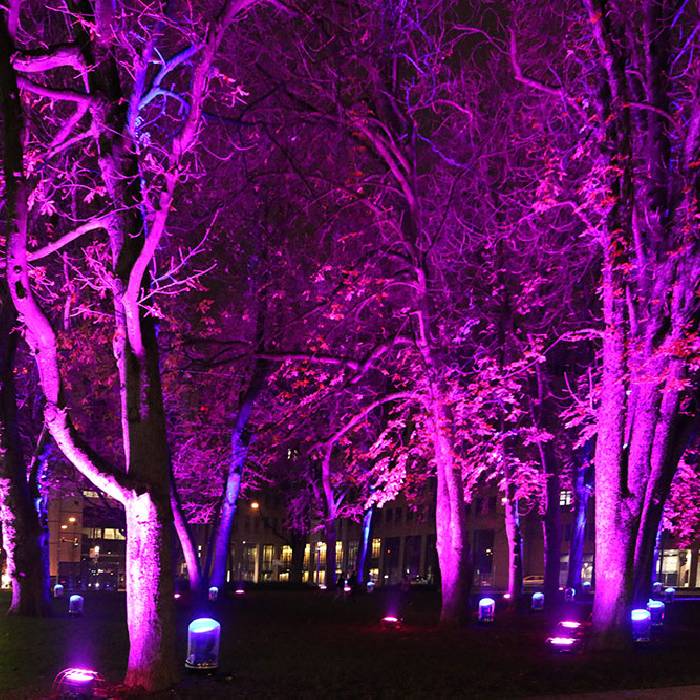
left=429, top=395, right=469, bottom=625
left=208, top=359, right=265, bottom=589
left=325, top=517, right=337, bottom=586
left=171, top=487, right=201, bottom=592
left=567, top=446, right=593, bottom=590
left=503, top=481, right=523, bottom=601
left=541, top=443, right=562, bottom=603
left=356, top=507, right=373, bottom=584
left=123, top=494, right=177, bottom=690
left=289, top=530, right=306, bottom=585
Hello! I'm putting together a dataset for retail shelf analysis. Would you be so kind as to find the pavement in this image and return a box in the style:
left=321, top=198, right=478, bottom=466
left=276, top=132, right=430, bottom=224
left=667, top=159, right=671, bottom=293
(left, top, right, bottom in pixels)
left=530, top=686, right=700, bottom=699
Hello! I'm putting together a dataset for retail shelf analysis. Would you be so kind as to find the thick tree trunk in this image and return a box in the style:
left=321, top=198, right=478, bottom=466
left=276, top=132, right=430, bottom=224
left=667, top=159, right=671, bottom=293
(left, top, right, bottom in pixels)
left=503, top=481, right=523, bottom=601
left=123, top=494, right=176, bottom=690
left=356, top=507, right=373, bottom=584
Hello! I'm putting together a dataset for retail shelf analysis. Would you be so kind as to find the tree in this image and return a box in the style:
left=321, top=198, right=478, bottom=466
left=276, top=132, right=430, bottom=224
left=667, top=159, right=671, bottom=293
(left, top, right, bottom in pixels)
left=2, top=0, right=266, bottom=688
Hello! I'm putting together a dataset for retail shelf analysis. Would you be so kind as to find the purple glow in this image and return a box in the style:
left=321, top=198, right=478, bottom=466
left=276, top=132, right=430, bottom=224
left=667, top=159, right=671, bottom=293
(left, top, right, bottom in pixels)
left=630, top=608, right=652, bottom=643
left=564, top=587, right=576, bottom=601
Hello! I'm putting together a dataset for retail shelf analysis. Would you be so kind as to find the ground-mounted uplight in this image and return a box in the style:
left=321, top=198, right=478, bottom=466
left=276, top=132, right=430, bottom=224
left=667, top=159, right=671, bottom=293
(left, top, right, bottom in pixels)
left=630, top=609, right=652, bottom=643
left=234, top=587, right=245, bottom=596
left=646, top=599, right=665, bottom=627
left=343, top=583, right=352, bottom=593
left=564, top=587, right=576, bottom=602
left=664, top=587, right=675, bottom=603
left=54, top=584, right=64, bottom=599
left=318, top=583, right=327, bottom=590
left=208, top=586, right=219, bottom=602
left=652, top=581, right=664, bottom=594
left=531, top=592, right=544, bottom=611
left=381, top=615, right=402, bottom=629
left=546, top=636, right=581, bottom=653
left=367, top=581, right=375, bottom=593
left=503, top=593, right=511, bottom=600
left=52, top=668, right=104, bottom=699
left=478, top=597, right=495, bottom=623
left=68, top=595, right=84, bottom=616
left=174, top=593, right=182, bottom=600
left=558, top=620, right=582, bottom=631
left=582, top=581, right=592, bottom=593
left=185, top=618, right=221, bottom=671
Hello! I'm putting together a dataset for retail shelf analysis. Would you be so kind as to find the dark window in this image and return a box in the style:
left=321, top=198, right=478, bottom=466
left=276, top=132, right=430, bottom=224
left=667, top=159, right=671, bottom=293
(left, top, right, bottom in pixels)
left=394, top=508, right=402, bottom=524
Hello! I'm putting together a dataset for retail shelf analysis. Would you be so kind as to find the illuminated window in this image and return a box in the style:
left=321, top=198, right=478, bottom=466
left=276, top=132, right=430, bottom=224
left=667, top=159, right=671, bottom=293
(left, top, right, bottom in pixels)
left=371, top=538, right=381, bottom=559
left=335, top=541, right=343, bottom=564
left=281, top=545, right=292, bottom=566
left=83, top=490, right=98, bottom=498
left=559, top=490, right=573, bottom=507
left=303, top=544, right=310, bottom=568
left=316, top=543, right=327, bottom=566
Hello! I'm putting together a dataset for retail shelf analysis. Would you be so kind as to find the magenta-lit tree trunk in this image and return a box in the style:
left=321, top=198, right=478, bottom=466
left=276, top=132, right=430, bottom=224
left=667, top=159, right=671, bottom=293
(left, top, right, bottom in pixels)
left=503, top=480, right=523, bottom=601
left=356, top=507, right=373, bottom=584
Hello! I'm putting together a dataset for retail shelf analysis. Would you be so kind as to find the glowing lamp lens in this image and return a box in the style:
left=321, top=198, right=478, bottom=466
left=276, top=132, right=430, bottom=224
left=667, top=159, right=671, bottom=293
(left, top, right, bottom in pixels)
left=382, top=616, right=398, bottom=623
left=647, top=600, right=664, bottom=609
left=189, top=617, right=219, bottom=634
left=65, top=669, right=96, bottom=683
left=503, top=593, right=511, bottom=600
left=631, top=609, right=650, bottom=622
left=479, top=597, right=495, bottom=608
left=235, top=588, right=245, bottom=595
left=548, top=636, right=576, bottom=646
left=560, top=621, right=581, bottom=629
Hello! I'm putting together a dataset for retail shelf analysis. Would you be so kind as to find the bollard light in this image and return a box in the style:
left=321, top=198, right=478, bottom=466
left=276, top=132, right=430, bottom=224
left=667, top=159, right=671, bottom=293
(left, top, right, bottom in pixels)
left=631, top=609, right=651, bottom=643
left=652, top=581, right=664, bottom=594
left=478, top=597, right=495, bottom=623
left=68, top=595, right=84, bottom=616
left=664, top=587, right=675, bottom=603
left=647, top=599, right=665, bottom=626
left=185, top=618, right=221, bottom=670
left=531, top=592, right=544, bottom=611
left=564, top=587, right=576, bottom=601
left=208, top=586, right=219, bottom=602
left=54, top=584, right=64, bottom=599
left=582, top=581, right=592, bottom=593
left=52, top=668, right=103, bottom=699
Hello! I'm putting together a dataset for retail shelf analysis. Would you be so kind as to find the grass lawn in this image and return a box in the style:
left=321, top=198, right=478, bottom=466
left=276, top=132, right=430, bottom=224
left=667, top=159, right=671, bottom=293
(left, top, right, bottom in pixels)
left=1, top=588, right=700, bottom=698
